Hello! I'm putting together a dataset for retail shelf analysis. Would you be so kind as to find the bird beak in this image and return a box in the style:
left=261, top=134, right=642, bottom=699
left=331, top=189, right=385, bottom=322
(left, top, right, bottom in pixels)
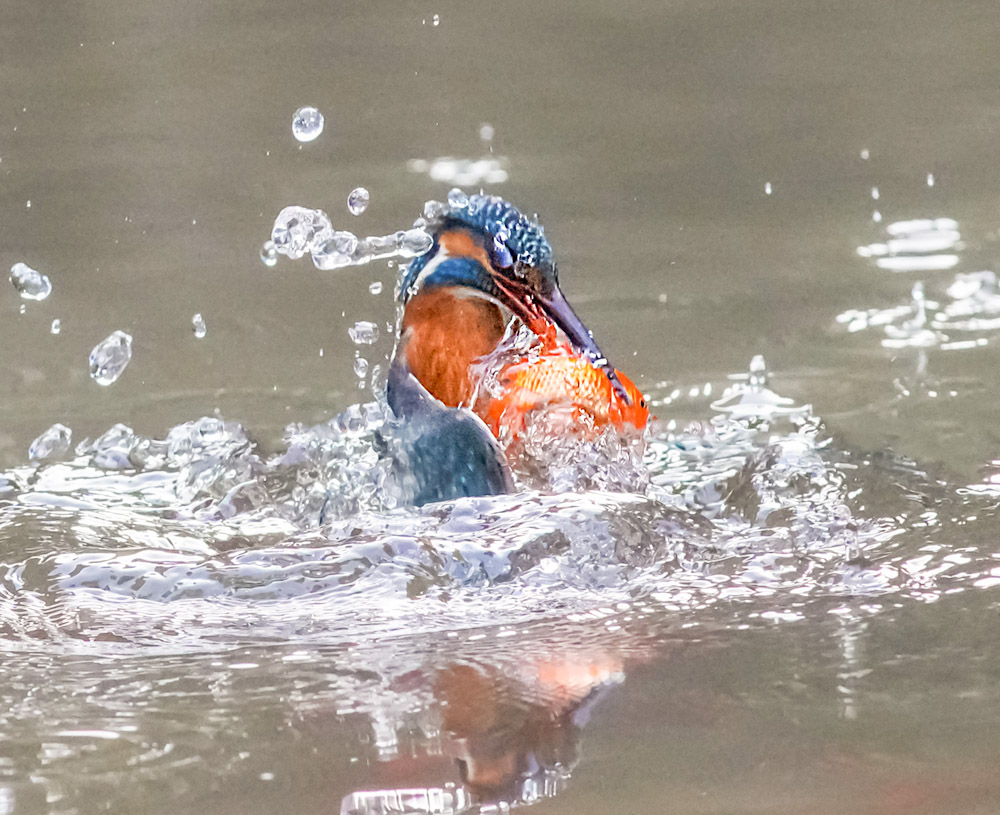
left=492, top=274, right=632, bottom=405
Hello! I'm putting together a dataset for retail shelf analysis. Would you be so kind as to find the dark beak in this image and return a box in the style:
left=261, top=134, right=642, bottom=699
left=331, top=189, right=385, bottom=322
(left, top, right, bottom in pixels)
left=493, top=275, right=632, bottom=405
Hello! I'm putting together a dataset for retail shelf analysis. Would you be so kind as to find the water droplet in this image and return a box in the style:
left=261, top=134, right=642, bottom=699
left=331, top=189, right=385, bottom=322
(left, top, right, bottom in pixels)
left=764, top=182, right=772, bottom=195
left=871, top=186, right=879, bottom=200
left=354, top=356, right=370, bottom=378
left=873, top=210, right=882, bottom=223
left=427, top=199, right=454, bottom=222
left=860, top=148, right=870, bottom=160
left=479, top=123, right=495, bottom=143
left=292, top=106, right=324, bottom=143
left=348, top=187, right=370, bottom=215
left=396, top=227, right=433, bottom=258
left=312, top=230, right=359, bottom=270
left=50, top=318, right=61, bottom=334
left=447, top=187, right=468, bottom=209
left=192, top=313, right=207, bottom=339
left=89, top=330, right=133, bottom=386
left=10, top=262, right=52, bottom=300
left=369, top=280, right=383, bottom=295
left=29, top=423, right=72, bottom=461
left=349, top=320, right=379, bottom=345
left=18, top=304, right=25, bottom=314
left=926, top=173, right=935, bottom=187
left=25, top=200, right=30, bottom=208
left=432, top=13, right=440, bottom=25
left=260, top=239, right=278, bottom=267
left=271, top=206, right=333, bottom=259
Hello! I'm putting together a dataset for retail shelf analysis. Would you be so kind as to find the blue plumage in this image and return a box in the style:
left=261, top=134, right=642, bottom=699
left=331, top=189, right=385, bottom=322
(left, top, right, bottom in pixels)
left=399, top=194, right=554, bottom=299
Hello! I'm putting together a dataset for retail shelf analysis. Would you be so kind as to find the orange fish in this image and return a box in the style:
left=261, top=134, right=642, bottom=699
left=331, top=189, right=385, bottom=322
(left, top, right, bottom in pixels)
left=477, top=342, right=649, bottom=438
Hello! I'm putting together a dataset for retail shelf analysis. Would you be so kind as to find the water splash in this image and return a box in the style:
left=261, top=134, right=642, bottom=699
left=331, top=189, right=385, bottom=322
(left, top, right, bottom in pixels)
left=191, top=313, right=207, bottom=339
left=88, top=330, right=133, bottom=386
left=348, top=187, right=370, bottom=215
left=270, top=204, right=433, bottom=272
left=28, top=423, right=72, bottom=461
left=709, top=355, right=811, bottom=419
left=9, top=261, right=51, bottom=301
left=259, top=239, right=278, bottom=267
left=349, top=321, right=379, bottom=345
left=291, top=106, right=324, bottom=143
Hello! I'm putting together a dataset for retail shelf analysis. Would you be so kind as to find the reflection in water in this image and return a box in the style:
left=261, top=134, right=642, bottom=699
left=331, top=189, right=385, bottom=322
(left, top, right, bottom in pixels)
left=341, top=646, right=626, bottom=814
left=856, top=218, right=962, bottom=272
left=406, top=157, right=509, bottom=187
left=845, top=215, right=1000, bottom=351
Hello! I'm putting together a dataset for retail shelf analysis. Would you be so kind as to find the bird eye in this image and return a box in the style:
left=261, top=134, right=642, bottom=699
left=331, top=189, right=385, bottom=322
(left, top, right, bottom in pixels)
left=489, top=235, right=514, bottom=270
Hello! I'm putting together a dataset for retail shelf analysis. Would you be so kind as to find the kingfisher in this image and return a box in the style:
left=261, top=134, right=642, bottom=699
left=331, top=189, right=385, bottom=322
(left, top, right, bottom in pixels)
left=387, top=194, right=647, bottom=506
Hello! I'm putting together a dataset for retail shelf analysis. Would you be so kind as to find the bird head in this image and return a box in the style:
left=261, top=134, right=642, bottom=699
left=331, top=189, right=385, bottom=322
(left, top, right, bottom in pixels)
left=400, top=194, right=630, bottom=404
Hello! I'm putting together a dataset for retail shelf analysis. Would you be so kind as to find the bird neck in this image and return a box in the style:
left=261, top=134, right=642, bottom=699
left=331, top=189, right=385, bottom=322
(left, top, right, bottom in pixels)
left=399, top=287, right=505, bottom=407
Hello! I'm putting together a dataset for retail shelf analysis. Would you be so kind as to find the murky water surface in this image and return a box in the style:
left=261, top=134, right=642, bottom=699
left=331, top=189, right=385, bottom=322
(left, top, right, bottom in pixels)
left=4, top=0, right=1000, bottom=812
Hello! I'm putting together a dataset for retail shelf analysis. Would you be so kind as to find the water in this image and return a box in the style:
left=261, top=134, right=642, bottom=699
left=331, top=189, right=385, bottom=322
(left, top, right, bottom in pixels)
left=271, top=206, right=333, bottom=260
left=27, top=423, right=72, bottom=461
left=259, top=239, right=278, bottom=267
left=348, top=320, right=379, bottom=345
left=9, top=262, right=51, bottom=301
left=192, top=313, right=207, bottom=338
left=348, top=187, right=370, bottom=216
left=4, top=0, right=1000, bottom=812
left=291, top=106, right=324, bottom=143
left=88, top=330, right=134, bottom=386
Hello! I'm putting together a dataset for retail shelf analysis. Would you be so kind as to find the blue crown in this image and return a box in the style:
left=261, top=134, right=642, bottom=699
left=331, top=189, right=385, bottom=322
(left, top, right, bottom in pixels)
left=399, top=195, right=554, bottom=299
left=442, top=194, right=553, bottom=270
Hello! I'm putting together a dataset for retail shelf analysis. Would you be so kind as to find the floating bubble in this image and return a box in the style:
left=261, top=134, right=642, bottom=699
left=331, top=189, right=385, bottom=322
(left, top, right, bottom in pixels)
left=369, top=281, right=383, bottom=295
left=271, top=207, right=333, bottom=259
left=50, top=318, right=61, bottom=334
left=89, top=330, right=133, bottom=386
left=764, top=182, right=772, bottom=195
left=871, top=186, right=879, bottom=200
left=860, top=148, right=870, bottom=160
left=291, top=106, right=324, bottom=143
left=432, top=13, right=440, bottom=25
left=260, top=240, right=278, bottom=267
left=29, top=423, right=72, bottom=461
left=479, top=122, right=495, bottom=143
left=10, top=262, right=51, bottom=301
left=349, top=321, right=379, bottom=345
left=926, top=173, right=935, bottom=187
left=348, top=187, right=370, bottom=216
left=192, top=313, right=207, bottom=339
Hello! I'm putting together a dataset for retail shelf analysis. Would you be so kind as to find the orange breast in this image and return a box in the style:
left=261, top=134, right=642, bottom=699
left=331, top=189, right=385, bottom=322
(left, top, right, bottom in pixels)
left=401, top=288, right=506, bottom=407
left=477, top=342, right=649, bottom=438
